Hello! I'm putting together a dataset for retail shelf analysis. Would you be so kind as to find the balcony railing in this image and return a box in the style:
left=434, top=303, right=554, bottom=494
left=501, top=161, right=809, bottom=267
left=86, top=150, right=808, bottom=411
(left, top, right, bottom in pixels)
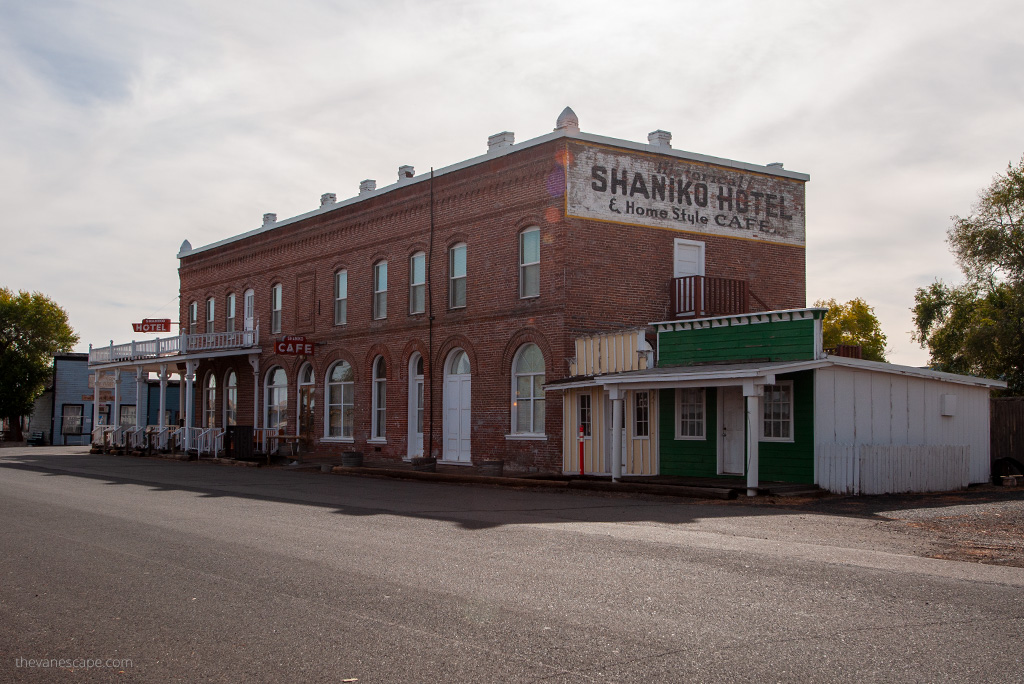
left=670, top=276, right=767, bottom=319
left=89, top=326, right=259, bottom=364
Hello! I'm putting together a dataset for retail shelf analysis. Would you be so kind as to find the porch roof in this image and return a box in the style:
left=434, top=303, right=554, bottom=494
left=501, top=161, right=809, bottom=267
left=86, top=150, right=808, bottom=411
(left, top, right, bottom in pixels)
left=547, top=355, right=1007, bottom=391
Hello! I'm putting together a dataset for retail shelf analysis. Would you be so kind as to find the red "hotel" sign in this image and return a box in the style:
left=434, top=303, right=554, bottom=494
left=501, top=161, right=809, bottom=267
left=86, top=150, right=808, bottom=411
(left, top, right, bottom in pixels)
left=275, top=336, right=314, bottom=355
left=132, top=319, right=172, bottom=333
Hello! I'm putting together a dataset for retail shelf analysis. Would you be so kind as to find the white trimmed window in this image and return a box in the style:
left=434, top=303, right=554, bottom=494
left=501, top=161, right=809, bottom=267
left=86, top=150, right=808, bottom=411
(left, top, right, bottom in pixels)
left=224, top=371, right=237, bottom=426
left=371, top=356, right=387, bottom=440
left=634, top=391, right=650, bottom=438
left=449, top=243, right=466, bottom=309
left=334, top=270, right=347, bottom=325
left=61, top=405, right=84, bottom=435
left=409, top=253, right=425, bottom=314
left=188, top=301, right=198, bottom=335
left=762, top=382, right=794, bottom=441
left=206, top=298, right=215, bottom=333
left=265, top=366, right=288, bottom=432
left=675, top=388, right=705, bottom=439
left=203, top=372, right=216, bottom=428
left=373, top=262, right=388, bottom=320
left=512, top=343, right=545, bottom=434
left=578, top=393, right=592, bottom=438
left=226, top=293, right=236, bottom=333
left=325, top=361, right=355, bottom=438
left=519, top=227, right=540, bottom=298
left=270, top=284, right=282, bottom=333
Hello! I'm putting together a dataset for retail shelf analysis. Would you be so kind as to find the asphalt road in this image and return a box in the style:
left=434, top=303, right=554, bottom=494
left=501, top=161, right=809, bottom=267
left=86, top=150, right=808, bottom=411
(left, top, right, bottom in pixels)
left=1, top=448, right=1022, bottom=683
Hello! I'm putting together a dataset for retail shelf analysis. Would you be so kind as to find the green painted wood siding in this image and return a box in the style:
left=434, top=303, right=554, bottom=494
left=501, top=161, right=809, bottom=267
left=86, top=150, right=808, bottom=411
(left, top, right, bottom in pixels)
left=659, top=319, right=816, bottom=366
left=758, top=371, right=814, bottom=484
left=658, top=388, right=730, bottom=477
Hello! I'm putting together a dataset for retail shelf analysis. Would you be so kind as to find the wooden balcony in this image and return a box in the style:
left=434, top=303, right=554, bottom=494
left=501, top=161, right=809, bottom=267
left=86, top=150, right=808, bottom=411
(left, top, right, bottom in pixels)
left=670, top=276, right=766, bottom=319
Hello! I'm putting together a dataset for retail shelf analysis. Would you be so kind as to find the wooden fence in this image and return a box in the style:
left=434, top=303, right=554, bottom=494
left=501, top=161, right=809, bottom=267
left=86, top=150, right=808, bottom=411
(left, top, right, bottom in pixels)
left=816, top=444, right=970, bottom=495
left=991, top=397, right=1024, bottom=463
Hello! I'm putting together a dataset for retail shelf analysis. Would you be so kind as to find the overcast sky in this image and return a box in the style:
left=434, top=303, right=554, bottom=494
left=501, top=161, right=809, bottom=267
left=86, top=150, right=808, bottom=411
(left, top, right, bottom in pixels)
left=2, top=0, right=1021, bottom=366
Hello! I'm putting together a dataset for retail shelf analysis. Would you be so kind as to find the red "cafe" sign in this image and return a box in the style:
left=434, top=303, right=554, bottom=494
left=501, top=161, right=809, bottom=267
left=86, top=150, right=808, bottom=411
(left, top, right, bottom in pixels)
left=132, top=318, right=172, bottom=333
left=275, top=336, right=314, bottom=356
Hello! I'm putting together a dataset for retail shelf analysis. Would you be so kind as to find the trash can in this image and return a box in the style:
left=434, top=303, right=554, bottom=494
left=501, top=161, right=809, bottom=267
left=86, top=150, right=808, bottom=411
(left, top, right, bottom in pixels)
left=228, top=425, right=254, bottom=461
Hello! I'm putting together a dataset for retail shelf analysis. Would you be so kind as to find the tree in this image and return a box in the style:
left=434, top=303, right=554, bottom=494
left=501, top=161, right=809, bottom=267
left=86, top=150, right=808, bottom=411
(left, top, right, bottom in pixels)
left=813, top=297, right=888, bottom=362
left=913, top=156, right=1024, bottom=393
left=0, top=288, right=78, bottom=440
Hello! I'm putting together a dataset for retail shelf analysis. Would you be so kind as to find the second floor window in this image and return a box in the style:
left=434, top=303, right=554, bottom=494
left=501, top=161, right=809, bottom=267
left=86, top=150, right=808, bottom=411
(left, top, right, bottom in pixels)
left=373, top=261, right=387, bottom=320
left=270, top=284, right=282, bottom=333
left=520, top=228, right=540, bottom=298
left=449, top=243, right=466, bottom=309
left=409, top=253, right=425, bottom=314
left=226, top=293, right=236, bottom=333
left=334, top=270, right=348, bottom=325
left=188, top=301, right=198, bottom=335
left=206, top=298, right=215, bottom=333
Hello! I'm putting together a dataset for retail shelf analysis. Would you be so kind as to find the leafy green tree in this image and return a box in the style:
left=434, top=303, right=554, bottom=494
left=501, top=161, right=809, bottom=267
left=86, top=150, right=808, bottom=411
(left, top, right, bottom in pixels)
left=913, top=156, right=1024, bottom=393
left=814, top=297, right=888, bottom=362
left=0, top=288, right=78, bottom=440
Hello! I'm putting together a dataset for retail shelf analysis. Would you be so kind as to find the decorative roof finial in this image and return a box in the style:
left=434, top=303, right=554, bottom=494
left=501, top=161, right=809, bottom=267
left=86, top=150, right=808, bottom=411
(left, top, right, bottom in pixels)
left=555, top=106, right=579, bottom=133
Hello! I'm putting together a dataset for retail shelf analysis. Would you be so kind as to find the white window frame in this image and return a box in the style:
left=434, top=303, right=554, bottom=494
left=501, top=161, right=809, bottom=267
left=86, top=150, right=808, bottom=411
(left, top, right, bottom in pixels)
left=202, top=372, right=216, bottom=428
left=270, top=284, right=282, bottom=334
left=409, top=253, right=425, bottom=314
left=334, top=270, right=348, bottom=325
left=324, top=360, right=355, bottom=440
left=761, top=381, right=795, bottom=443
left=188, top=301, right=198, bottom=335
left=449, top=243, right=466, bottom=309
left=226, top=293, right=236, bottom=333
left=61, top=404, right=84, bottom=435
left=373, top=262, right=388, bottom=320
left=223, top=370, right=237, bottom=427
left=206, top=297, right=215, bottom=333
left=264, top=366, right=288, bottom=432
left=519, top=227, right=540, bottom=299
left=510, top=343, right=545, bottom=436
left=634, top=391, right=650, bottom=439
left=675, top=388, right=706, bottom=440
left=578, top=393, right=592, bottom=438
left=370, top=356, right=387, bottom=441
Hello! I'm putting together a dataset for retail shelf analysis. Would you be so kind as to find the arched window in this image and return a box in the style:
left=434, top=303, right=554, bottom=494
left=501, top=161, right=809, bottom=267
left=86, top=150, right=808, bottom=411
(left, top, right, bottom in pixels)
left=409, top=253, right=425, bottom=314
left=519, top=227, right=540, bottom=298
left=334, top=270, right=348, bottom=325
left=371, top=356, right=387, bottom=439
left=188, top=301, right=198, bottom=335
left=373, top=262, right=388, bottom=320
left=297, top=363, right=315, bottom=438
left=223, top=370, right=237, bottom=426
left=325, top=360, right=355, bottom=438
left=407, top=353, right=424, bottom=457
left=206, top=297, right=215, bottom=333
left=512, top=343, right=545, bottom=434
left=226, top=293, right=236, bottom=333
left=265, top=366, right=288, bottom=432
left=202, top=372, right=216, bottom=428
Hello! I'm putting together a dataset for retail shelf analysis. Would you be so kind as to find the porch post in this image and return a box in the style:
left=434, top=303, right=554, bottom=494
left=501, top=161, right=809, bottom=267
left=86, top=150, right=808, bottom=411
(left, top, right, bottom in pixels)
left=112, top=369, right=121, bottom=427
left=158, top=365, right=168, bottom=431
left=184, top=360, right=197, bottom=450
left=610, top=385, right=624, bottom=483
left=92, top=370, right=101, bottom=439
left=745, top=390, right=761, bottom=497
left=249, top=355, right=261, bottom=430
left=135, top=367, right=146, bottom=427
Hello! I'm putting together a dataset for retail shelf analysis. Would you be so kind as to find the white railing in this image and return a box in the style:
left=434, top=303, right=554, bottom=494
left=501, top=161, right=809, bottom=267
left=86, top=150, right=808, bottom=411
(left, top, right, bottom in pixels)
left=197, top=428, right=225, bottom=457
left=171, top=427, right=187, bottom=451
left=150, top=426, right=170, bottom=451
left=816, top=444, right=971, bottom=495
left=89, top=326, right=259, bottom=364
left=110, top=426, right=126, bottom=449
left=91, top=426, right=107, bottom=447
left=126, top=426, right=147, bottom=450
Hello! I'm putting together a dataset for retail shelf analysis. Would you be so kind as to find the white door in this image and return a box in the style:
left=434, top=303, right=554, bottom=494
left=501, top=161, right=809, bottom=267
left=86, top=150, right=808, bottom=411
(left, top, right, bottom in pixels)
left=673, top=238, right=705, bottom=278
left=603, top=394, right=626, bottom=476
left=720, top=387, right=745, bottom=475
left=443, top=351, right=471, bottom=463
left=407, top=354, right=424, bottom=459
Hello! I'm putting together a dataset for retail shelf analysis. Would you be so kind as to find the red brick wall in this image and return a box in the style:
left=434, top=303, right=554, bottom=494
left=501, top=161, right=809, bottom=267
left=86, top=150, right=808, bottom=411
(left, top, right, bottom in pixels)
left=179, top=139, right=806, bottom=473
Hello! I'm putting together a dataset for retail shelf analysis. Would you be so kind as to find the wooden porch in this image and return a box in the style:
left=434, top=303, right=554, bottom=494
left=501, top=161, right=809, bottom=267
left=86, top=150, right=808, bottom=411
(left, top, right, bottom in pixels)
left=670, top=275, right=769, bottom=319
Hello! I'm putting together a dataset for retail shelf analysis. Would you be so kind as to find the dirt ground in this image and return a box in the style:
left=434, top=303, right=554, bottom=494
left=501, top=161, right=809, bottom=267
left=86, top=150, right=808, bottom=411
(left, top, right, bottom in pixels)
left=763, top=485, right=1024, bottom=568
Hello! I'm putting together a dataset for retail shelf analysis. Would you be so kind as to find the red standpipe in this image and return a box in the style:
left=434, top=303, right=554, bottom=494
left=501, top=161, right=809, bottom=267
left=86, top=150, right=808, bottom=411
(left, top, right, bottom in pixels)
left=578, top=425, right=585, bottom=476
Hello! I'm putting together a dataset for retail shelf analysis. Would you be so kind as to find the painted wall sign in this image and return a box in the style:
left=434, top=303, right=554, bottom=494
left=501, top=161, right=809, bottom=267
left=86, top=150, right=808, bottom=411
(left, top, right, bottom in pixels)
left=88, top=373, right=117, bottom=389
left=275, top=336, right=314, bottom=356
left=565, top=142, right=806, bottom=246
left=132, top=318, right=172, bottom=333
left=82, top=392, right=114, bottom=402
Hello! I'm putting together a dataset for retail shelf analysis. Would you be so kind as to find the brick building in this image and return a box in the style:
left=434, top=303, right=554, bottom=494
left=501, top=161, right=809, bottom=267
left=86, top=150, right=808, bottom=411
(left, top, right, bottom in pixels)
left=89, top=107, right=808, bottom=473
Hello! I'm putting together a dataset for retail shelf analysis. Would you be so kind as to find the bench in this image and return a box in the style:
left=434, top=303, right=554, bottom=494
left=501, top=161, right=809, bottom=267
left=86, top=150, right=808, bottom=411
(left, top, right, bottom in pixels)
left=26, top=431, right=45, bottom=446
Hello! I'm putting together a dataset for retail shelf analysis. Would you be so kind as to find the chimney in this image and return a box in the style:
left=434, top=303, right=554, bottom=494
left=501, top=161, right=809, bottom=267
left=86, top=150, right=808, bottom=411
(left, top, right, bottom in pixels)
left=262, top=213, right=277, bottom=225
left=487, top=131, right=514, bottom=153
left=359, top=179, right=376, bottom=195
left=398, top=165, right=415, bottom=181
left=648, top=130, right=672, bottom=148
left=767, top=162, right=785, bottom=169
left=320, top=193, right=337, bottom=207
left=554, top=106, right=579, bottom=133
